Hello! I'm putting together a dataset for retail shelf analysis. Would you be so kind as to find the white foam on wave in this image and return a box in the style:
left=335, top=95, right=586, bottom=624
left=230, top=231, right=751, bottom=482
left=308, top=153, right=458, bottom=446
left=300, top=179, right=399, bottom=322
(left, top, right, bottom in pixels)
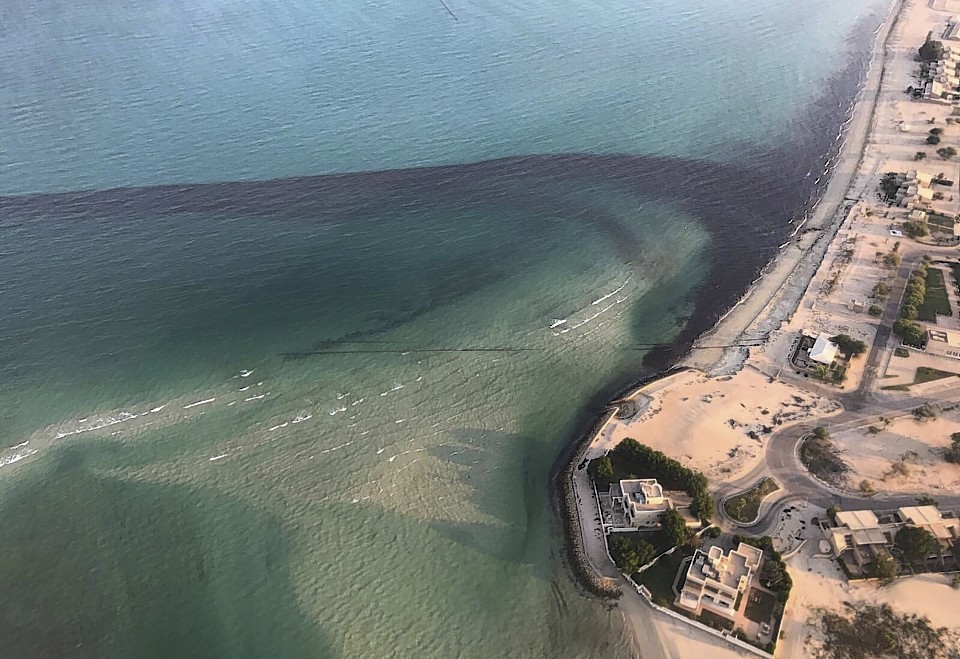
left=351, top=398, right=364, bottom=406
left=244, top=394, right=267, bottom=402
left=320, top=440, right=353, bottom=455
left=150, top=405, right=166, bottom=413
left=591, top=278, right=630, bottom=306
left=209, top=453, right=229, bottom=462
left=183, top=398, right=216, bottom=409
left=0, top=448, right=38, bottom=468
left=240, top=370, right=254, bottom=378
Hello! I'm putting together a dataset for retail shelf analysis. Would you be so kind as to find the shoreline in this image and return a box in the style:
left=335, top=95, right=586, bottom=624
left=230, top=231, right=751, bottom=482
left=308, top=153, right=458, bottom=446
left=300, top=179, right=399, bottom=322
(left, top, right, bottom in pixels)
left=553, top=0, right=908, bottom=647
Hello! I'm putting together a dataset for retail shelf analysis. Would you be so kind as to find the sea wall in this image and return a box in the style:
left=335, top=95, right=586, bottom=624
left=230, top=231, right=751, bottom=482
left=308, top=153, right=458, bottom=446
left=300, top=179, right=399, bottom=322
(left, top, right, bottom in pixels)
left=557, top=406, right=622, bottom=599
left=554, top=367, right=693, bottom=598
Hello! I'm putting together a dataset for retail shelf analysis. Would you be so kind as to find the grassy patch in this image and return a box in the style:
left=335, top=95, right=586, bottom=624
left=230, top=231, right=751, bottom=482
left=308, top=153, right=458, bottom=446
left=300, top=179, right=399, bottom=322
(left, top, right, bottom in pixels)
left=918, top=268, right=951, bottom=321
left=723, top=478, right=780, bottom=523
left=881, top=384, right=912, bottom=391
left=635, top=547, right=693, bottom=606
left=799, top=436, right=847, bottom=483
left=915, top=367, right=960, bottom=384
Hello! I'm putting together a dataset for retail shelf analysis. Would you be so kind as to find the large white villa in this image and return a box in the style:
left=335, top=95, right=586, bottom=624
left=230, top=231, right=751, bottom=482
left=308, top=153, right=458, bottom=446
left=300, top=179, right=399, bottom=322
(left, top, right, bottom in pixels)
left=607, top=478, right=698, bottom=530
left=676, top=542, right=763, bottom=620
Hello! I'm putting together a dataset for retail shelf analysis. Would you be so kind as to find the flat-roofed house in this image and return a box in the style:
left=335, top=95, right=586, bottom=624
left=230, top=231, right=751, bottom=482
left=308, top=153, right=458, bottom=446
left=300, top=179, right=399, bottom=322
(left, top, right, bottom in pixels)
left=607, top=479, right=699, bottom=529
left=916, top=186, right=935, bottom=206
left=676, top=543, right=763, bottom=620
left=915, top=171, right=934, bottom=188
left=925, top=328, right=960, bottom=359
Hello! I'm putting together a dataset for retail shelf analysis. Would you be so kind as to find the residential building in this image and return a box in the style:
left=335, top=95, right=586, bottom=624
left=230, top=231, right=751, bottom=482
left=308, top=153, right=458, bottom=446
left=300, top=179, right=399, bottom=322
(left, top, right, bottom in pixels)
left=896, top=506, right=960, bottom=557
left=808, top=334, right=839, bottom=365
left=826, top=506, right=960, bottom=574
left=676, top=543, right=763, bottom=620
left=607, top=479, right=698, bottom=529
left=826, top=510, right=898, bottom=575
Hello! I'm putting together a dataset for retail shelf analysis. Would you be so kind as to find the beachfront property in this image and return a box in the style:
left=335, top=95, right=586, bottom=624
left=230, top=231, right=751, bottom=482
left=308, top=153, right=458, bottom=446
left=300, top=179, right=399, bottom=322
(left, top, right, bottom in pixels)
left=893, top=170, right=937, bottom=209
left=675, top=542, right=763, bottom=620
left=790, top=332, right=840, bottom=371
left=924, top=327, right=960, bottom=359
left=825, top=506, right=960, bottom=575
left=605, top=479, right=699, bottom=530
left=920, top=44, right=960, bottom=102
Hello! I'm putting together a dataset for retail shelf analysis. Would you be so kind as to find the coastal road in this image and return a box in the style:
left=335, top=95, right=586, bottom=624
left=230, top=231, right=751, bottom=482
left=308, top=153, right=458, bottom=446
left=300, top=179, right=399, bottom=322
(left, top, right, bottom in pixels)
left=717, top=391, right=960, bottom=535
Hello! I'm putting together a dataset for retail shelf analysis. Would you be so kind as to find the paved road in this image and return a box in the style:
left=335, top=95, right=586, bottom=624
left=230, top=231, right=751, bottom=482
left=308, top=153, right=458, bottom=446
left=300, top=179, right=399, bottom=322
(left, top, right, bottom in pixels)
left=715, top=247, right=960, bottom=534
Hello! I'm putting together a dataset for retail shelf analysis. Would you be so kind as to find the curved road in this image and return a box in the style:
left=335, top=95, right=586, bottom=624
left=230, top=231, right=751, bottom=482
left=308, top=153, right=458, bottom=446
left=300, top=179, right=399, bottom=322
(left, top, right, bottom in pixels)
left=716, top=247, right=960, bottom=535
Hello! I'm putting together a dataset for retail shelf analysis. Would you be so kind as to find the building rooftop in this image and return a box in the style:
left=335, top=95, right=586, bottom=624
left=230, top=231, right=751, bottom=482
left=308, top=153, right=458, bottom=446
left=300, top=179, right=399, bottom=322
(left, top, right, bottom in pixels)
left=835, top=509, right=880, bottom=530
left=809, top=333, right=839, bottom=365
left=927, top=328, right=960, bottom=347
left=619, top=478, right=664, bottom=505
left=898, top=506, right=960, bottom=540
left=689, top=543, right=762, bottom=592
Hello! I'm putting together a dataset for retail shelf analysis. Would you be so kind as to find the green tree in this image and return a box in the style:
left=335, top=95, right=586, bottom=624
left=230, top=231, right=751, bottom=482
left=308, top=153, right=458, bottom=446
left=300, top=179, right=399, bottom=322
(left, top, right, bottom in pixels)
left=919, top=35, right=944, bottom=61
left=868, top=304, right=882, bottom=317
left=927, top=135, right=941, bottom=145
left=880, top=172, right=901, bottom=199
left=883, top=252, right=901, bottom=267
left=893, top=318, right=924, bottom=346
left=912, top=403, right=938, bottom=421
left=872, top=554, right=898, bottom=585
left=660, top=509, right=691, bottom=547
left=827, top=505, right=840, bottom=523
left=902, top=220, right=929, bottom=238
left=946, top=433, right=960, bottom=463
left=873, top=281, right=892, bottom=297
left=813, top=426, right=830, bottom=441
left=930, top=127, right=942, bottom=136
left=937, top=146, right=958, bottom=159
left=914, top=151, right=927, bottom=160
left=831, top=334, right=868, bottom=358
left=813, top=364, right=830, bottom=381
left=588, top=455, right=614, bottom=484
left=609, top=535, right=656, bottom=574
left=895, top=526, right=938, bottom=564
left=916, top=494, right=939, bottom=507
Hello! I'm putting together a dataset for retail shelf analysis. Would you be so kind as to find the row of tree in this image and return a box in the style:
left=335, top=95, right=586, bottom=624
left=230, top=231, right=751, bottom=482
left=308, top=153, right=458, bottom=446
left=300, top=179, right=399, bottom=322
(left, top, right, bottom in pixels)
left=893, top=258, right=932, bottom=347
left=606, top=439, right=715, bottom=522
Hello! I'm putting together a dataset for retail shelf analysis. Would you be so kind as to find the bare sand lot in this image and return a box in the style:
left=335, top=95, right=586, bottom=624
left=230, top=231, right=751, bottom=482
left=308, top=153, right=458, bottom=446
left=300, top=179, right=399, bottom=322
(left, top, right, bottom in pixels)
left=833, top=413, right=960, bottom=495
left=601, top=368, right=839, bottom=482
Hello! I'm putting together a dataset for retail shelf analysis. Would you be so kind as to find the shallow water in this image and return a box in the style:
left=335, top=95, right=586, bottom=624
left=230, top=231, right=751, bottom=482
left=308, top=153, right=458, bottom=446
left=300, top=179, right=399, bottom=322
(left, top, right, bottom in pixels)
left=0, top=0, right=888, bottom=656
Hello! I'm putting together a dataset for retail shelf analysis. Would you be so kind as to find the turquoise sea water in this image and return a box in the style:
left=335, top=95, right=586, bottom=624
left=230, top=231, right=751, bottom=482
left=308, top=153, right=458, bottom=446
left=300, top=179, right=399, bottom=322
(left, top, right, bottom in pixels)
left=1, top=0, right=887, bottom=656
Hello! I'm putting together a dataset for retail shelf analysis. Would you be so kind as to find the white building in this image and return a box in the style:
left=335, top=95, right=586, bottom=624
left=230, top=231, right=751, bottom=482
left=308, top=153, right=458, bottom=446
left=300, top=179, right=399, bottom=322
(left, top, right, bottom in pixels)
left=808, top=334, right=839, bottom=365
left=925, top=327, right=960, bottom=359
left=676, top=543, right=763, bottom=620
left=607, top=479, right=698, bottom=529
